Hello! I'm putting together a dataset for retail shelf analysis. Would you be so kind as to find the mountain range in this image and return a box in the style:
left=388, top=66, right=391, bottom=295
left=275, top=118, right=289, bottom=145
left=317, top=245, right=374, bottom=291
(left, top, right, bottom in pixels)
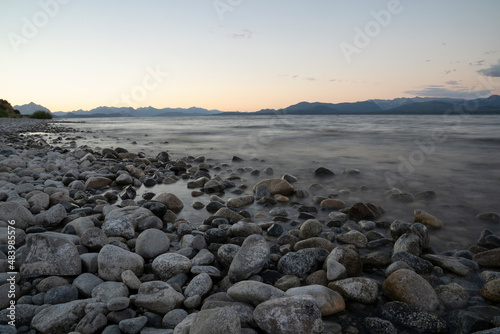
left=13, top=95, right=500, bottom=118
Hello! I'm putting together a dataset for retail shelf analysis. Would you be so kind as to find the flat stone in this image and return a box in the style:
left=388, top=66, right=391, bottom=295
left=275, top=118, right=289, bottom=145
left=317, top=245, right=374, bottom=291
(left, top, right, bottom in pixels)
left=252, top=178, right=294, bottom=196
left=473, top=248, right=500, bottom=268
left=132, top=281, right=185, bottom=315
left=227, top=280, right=285, bottom=306
left=285, top=285, right=345, bottom=316
left=328, top=277, right=378, bottom=304
left=422, top=254, right=470, bottom=276
left=414, top=209, right=442, bottom=228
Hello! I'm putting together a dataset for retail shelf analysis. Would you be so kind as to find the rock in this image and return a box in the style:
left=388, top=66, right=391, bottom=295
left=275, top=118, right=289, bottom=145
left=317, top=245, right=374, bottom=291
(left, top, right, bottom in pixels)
left=230, top=221, right=263, bottom=237
left=325, top=258, right=347, bottom=281
left=227, top=280, right=285, bottom=306
left=31, top=299, right=91, bottom=334
left=152, top=253, right=192, bottom=280
left=217, top=244, right=241, bottom=268
left=192, top=249, right=215, bottom=266
left=448, top=309, right=493, bottom=334
left=92, top=281, right=129, bottom=303
left=184, top=273, right=213, bottom=298
left=73, top=273, right=104, bottom=298
left=36, top=276, right=69, bottom=292
left=44, top=284, right=78, bottom=304
left=85, top=176, right=112, bottom=190
left=116, top=173, right=134, bottom=185
left=227, top=195, right=254, bottom=208
left=481, top=278, right=500, bottom=302
left=328, top=212, right=348, bottom=225
left=275, top=275, right=302, bottom=291
left=132, top=281, right=185, bottom=315
left=151, top=193, right=184, bottom=213
left=414, top=209, right=442, bottom=228
left=393, top=232, right=422, bottom=256
left=81, top=227, right=108, bottom=250
left=75, top=311, right=108, bottom=334
left=476, top=212, right=500, bottom=222
left=228, top=234, right=270, bottom=282
left=473, top=248, right=500, bottom=268
left=478, top=229, right=500, bottom=249
left=410, top=223, right=430, bottom=249
left=28, top=192, right=50, bottom=209
left=189, top=307, right=241, bottom=334
left=313, top=167, right=335, bottom=177
left=252, top=178, right=294, bottom=196
left=422, top=254, right=470, bottom=276
left=163, top=309, right=188, bottom=329
left=285, top=285, right=345, bottom=316
left=389, top=220, right=412, bottom=240
left=98, top=244, right=144, bottom=281
left=385, top=261, right=413, bottom=277
left=107, top=296, right=130, bottom=311
left=119, top=185, right=136, bottom=200
left=348, top=202, right=381, bottom=221
left=363, top=317, right=398, bottom=334
left=361, top=251, right=392, bottom=269
left=320, top=199, right=345, bottom=210
left=102, top=217, right=135, bottom=239
left=0, top=201, right=35, bottom=229
left=392, top=251, right=434, bottom=274
left=328, top=277, right=378, bottom=304
left=67, top=217, right=95, bottom=236
left=119, top=316, right=148, bottom=334
left=135, top=229, right=170, bottom=259
left=253, top=295, right=323, bottom=334
left=378, top=302, right=447, bottom=333
left=214, top=208, right=244, bottom=222
left=325, top=246, right=363, bottom=277
left=277, top=252, right=316, bottom=278
left=121, top=270, right=142, bottom=290
left=21, top=233, right=81, bottom=278
left=173, top=313, right=196, bottom=334
left=336, top=230, right=368, bottom=248
left=382, top=269, right=439, bottom=311
left=358, top=220, right=376, bottom=230
left=293, top=237, right=334, bottom=252
left=298, top=219, right=323, bottom=239
left=435, top=283, right=469, bottom=309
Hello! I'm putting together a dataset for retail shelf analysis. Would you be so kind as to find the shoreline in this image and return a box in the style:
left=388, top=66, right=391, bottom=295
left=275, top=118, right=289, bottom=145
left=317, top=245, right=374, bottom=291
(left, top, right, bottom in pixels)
left=0, top=118, right=499, bottom=333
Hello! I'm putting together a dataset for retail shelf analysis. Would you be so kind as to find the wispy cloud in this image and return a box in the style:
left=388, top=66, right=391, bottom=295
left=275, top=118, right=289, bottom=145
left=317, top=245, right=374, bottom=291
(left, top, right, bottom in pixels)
left=477, top=59, right=500, bottom=77
left=405, top=85, right=492, bottom=99
left=485, top=50, right=497, bottom=55
left=424, top=59, right=432, bottom=62
left=305, top=77, right=316, bottom=81
left=469, top=60, right=485, bottom=66
left=446, top=80, right=460, bottom=86
left=443, top=69, right=456, bottom=75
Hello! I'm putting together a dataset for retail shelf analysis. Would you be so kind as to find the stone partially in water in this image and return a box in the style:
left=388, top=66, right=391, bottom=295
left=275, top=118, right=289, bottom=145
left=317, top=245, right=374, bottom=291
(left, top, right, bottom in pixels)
left=252, top=178, right=294, bottom=196
left=414, top=210, right=442, bottom=228
left=481, top=278, right=500, bottom=302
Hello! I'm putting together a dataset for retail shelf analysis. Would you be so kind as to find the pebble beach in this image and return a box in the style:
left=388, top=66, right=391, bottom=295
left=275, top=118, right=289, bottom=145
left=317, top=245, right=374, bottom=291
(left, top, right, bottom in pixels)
left=0, top=118, right=499, bottom=334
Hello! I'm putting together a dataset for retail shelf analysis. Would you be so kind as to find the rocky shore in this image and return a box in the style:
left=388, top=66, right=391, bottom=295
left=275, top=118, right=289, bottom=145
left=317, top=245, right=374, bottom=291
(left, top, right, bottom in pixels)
left=0, top=118, right=499, bottom=334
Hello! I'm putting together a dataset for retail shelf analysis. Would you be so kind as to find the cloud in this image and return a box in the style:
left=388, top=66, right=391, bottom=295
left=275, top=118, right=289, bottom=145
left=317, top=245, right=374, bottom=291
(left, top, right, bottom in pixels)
left=424, top=59, right=431, bottom=62
left=485, top=50, right=497, bottom=55
left=477, top=59, right=500, bottom=77
left=305, top=77, right=316, bottom=81
left=446, top=80, right=460, bottom=86
left=469, top=60, right=485, bottom=66
left=443, top=69, right=456, bottom=75
left=405, top=85, right=492, bottom=99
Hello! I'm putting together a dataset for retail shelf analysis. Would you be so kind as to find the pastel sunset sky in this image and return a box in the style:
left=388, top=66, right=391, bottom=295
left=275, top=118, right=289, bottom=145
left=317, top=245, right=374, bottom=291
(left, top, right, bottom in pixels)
left=1, top=0, right=500, bottom=112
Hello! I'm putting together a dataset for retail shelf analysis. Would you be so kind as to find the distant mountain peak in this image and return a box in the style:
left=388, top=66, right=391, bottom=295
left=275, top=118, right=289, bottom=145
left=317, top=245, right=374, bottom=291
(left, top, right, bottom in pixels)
left=14, top=102, right=51, bottom=115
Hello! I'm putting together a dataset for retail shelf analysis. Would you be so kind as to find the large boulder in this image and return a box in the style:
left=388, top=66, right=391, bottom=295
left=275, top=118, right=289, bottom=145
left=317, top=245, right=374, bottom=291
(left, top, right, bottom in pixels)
left=189, top=307, right=241, bottom=334
left=21, top=234, right=81, bottom=278
left=228, top=234, right=270, bottom=282
left=98, top=245, right=144, bottom=281
left=31, top=299, right=91, bottom=334
left=253, top=295, right=323, bottom=334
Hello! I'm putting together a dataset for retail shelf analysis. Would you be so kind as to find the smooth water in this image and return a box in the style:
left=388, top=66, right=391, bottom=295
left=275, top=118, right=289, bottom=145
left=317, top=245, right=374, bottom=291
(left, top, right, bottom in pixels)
left=54, top=114, right=500, bottom=251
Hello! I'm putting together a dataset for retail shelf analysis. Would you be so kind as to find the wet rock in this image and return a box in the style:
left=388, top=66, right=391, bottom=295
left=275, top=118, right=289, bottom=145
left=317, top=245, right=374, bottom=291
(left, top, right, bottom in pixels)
left=230, top=221, right=263, bottom=237
left=152, top=253, right=192, bottom=280
left=98, top=244, right=144, bottom=281
left=361, top=251, right=392, bottom=269
left=348, top=202, right=381, bottom=221
left=298, top=219, right=323, bottom=239
left=434, top=282, right=469, bottom=309
left=293, top=237, right=335, bottom=252
left=227, top=195, right=254, bottom=208
left=190, top=307, right=241, bottom=334
left=325, top=246, right=363, bottom=277
left=329, top=277, right=378, bottom=304
left=85, top=176, right=112, bottom=190
left=448, top=309, right=493, bottom=334
left=389, top=220, right=412, bottom=240
left=21, top=233, right=81, bottom=278
left=473, top=247, right=500, bottom=268
left=480, top=278, right=500, bottom=302
left=382, top=269, right=439, bottom=311
left=320, top=199, right=345, bottom=210
left=328, top=212, right=348, bottom=225
left=422, top=254, right=470, bottom=276
left=227, top=280, right=285, bottom=306
left=253, top=295, right=323, bottom=334
left=393, top=232, right=421, bottom=256
left=313, top=167, right=335, bottom=177
left=414, top=209, right=442, bottom=228
left=217, top=244, right=241, bottom=268
left=277, top=251, right=316, bottom=278
left=392, top=251, right=434, bottom=274
left=214, top=207, right=244, bottom=222
left=252, top=178, right=294, bottom=196
left=388, top=192, right=414, bottom=203
left=410, top=223, right=430, bottom=249
left=337, top=230, right=368, bottom=248
left=151, top=192, right=184, bottom=213
left=285, top=285, right=345, bottom=316
left=135, top=229, right=170, bottom=259
left=476, top=212, right=500, bottom=222
left=228, top=234, right=270, bottom=282
left=378, top=301, right=447, bottom=333
left=132, top=281, right=185, bottom=315
left=477, top=229, right=500, bottom=249
left=363, top=317, right=398, bottom=334
left=275, top=275, right=301, bottom=291
left=119, top=185, right=136, bottom=200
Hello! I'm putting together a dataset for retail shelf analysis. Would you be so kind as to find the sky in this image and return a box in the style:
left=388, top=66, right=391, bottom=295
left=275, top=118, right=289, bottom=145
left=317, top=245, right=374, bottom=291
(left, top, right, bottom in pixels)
left=1, top=0, right=500, bottom=112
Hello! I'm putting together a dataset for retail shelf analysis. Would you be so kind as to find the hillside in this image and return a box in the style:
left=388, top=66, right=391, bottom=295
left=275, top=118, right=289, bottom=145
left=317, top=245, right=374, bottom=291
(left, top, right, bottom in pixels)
left=0, top=99, right=21, bottom=117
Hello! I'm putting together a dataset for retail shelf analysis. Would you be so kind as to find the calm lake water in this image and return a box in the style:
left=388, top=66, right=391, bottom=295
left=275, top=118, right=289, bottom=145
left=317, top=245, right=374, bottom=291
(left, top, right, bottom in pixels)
left=55, top=114, right=500, bottom=251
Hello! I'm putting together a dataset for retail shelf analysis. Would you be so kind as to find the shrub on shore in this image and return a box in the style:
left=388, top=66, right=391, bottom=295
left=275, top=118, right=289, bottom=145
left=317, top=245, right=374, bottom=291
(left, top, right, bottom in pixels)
left=30, top=110, right=53, bottom=119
